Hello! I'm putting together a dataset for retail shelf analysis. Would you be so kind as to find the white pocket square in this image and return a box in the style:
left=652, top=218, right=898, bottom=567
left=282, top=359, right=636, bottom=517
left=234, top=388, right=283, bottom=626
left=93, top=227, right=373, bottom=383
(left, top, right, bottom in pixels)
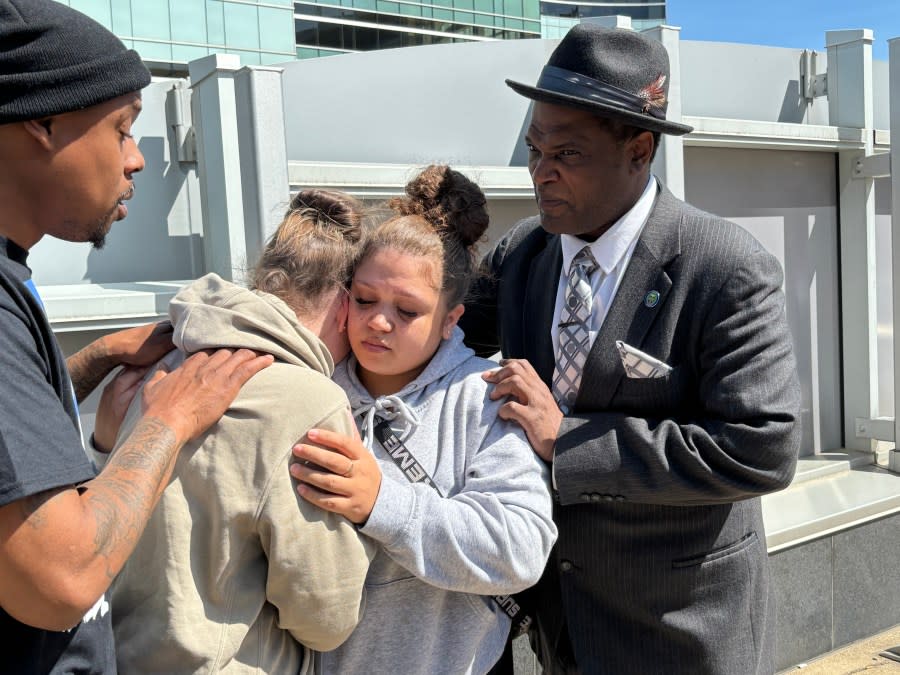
left=616, top=340, right=673, bottom=379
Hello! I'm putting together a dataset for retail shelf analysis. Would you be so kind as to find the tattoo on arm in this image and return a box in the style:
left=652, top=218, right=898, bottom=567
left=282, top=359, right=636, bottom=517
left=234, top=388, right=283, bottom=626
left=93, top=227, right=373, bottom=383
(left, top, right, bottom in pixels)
left=18, top=489, right=62, bottom=530
left=66, top=339, right=113, bottom=403
left=82, top=417, right=179, bottom=579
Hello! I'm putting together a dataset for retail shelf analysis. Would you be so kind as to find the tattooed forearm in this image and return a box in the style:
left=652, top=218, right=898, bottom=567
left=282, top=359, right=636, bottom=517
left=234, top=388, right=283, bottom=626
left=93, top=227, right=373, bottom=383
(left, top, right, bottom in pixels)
left=81, top=417, right=179, bottom=578
left=66, top=338, right=113, bottom=402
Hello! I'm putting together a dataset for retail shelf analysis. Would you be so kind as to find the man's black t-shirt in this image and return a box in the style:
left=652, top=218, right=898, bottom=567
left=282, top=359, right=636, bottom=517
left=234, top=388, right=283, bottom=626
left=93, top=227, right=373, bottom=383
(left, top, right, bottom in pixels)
left=0, top=237, right=116, bottom=673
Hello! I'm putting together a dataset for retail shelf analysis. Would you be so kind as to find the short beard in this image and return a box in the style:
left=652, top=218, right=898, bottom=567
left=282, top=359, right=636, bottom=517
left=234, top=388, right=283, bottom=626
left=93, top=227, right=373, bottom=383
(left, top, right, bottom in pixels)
left=87, top=212, right=113, bottom=250
left=88, top=194, right=128, bottom=249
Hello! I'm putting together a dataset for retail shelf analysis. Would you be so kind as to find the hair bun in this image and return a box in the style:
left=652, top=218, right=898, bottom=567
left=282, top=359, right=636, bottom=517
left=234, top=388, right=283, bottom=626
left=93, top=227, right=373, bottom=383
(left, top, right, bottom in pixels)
left=391, top=165, right=489, bottom=247
left=289, top=189, right=364, bottom=242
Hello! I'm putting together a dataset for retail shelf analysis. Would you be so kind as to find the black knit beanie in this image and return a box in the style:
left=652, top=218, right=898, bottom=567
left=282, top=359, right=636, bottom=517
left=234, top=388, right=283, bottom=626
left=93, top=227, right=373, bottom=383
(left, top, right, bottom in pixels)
left=0, top=0, right=151, bottom=125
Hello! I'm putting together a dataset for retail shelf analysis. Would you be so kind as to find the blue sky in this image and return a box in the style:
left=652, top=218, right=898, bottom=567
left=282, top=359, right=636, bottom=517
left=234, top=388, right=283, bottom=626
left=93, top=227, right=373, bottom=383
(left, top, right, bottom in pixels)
left=667, top=0, right=900, bottom=61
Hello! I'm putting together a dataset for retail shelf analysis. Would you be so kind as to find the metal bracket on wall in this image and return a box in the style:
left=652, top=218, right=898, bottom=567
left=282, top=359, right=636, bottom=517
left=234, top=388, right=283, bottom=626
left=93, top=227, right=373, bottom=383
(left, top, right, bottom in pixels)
left=852, top=151, right=891, bottom=179
left=165, top=82, right=197, bottom=164
left=800, top=49, right=827, bottom=101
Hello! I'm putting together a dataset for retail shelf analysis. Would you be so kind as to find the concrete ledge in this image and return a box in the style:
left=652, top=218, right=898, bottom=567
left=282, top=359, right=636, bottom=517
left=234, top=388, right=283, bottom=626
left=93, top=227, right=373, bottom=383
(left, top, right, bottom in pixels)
left=789, top=451, right=878, bottom=484
left=38, top=281, right=188, bottom=332
left=763, top=452, right=900, bottom=553
left=683, top=116, right=890, bottom=151
left=288, top=161, right=535, bottom=199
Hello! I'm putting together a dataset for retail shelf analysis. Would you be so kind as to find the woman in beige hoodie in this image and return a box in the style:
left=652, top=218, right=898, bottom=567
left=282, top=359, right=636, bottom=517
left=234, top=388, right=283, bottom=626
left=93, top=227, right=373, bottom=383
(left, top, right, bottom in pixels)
left=108, top=191, right=375, bottom=674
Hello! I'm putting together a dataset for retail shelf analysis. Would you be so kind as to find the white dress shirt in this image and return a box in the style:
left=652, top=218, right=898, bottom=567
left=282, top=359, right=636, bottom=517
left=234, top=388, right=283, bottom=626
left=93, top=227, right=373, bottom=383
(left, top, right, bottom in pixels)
left=550, top=176, right=659, bottom=361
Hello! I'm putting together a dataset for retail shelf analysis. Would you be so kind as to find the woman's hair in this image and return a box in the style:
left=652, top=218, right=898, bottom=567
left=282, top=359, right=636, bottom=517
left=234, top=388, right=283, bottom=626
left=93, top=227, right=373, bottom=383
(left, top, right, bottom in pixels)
left=362, top=164, right=490, bottom=308
left=251, top=189, right=365, bottom=316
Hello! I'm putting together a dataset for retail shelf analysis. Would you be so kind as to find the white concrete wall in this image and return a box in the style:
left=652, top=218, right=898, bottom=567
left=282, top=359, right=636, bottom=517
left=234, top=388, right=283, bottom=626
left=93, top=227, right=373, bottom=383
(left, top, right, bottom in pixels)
left=279, top=39, right=552, bottom=166
left=28, top=78, right=204, bottom=286
left=679, top=41, right=830, bottom=125
left=279, top=39, right=890, bottom=168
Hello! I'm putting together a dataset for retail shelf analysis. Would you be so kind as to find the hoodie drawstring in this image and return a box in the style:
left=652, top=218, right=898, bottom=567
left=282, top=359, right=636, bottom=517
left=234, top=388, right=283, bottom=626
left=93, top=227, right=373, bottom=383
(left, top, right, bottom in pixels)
left=353, top=394, right=421, bottom=449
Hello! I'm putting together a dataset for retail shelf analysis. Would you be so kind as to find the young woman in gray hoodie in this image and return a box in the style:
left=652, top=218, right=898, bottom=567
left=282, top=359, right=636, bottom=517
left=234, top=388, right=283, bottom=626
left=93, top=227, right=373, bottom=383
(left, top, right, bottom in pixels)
left=291, top=165, right=558, bottom=675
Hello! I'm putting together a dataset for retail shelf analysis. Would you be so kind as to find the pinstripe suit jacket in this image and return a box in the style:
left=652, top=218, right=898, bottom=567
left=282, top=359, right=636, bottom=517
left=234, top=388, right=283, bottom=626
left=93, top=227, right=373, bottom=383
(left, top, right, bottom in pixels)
left=462, top=186, right=801, bottom=675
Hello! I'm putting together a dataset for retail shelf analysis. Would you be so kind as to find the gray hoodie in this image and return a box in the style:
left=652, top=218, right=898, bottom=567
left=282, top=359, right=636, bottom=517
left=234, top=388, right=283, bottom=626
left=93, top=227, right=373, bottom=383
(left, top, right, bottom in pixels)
left=111, top=274, right=373, bottom=674
left=317, top=327, right=557, bottom=675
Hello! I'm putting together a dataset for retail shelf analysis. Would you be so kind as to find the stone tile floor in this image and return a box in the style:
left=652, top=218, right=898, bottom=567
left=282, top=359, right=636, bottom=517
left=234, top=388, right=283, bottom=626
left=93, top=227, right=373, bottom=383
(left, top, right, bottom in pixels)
left=782, top=624, right=900, bottom=674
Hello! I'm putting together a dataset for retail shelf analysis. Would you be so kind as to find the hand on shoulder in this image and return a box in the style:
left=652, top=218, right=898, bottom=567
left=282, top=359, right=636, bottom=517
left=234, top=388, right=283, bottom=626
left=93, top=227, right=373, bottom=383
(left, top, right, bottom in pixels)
left=483, top=358, right=562, bottom=462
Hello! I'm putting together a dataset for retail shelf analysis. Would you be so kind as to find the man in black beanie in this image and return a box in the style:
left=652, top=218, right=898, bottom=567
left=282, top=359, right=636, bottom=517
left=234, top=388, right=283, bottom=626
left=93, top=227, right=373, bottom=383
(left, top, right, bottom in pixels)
left=0, top=2, right=272, bottom=672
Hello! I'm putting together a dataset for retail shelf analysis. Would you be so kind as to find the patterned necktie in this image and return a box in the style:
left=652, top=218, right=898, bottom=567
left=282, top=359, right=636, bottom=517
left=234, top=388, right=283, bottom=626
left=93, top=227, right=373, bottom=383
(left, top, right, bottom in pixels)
left=553, top=246, right=599, bottom=414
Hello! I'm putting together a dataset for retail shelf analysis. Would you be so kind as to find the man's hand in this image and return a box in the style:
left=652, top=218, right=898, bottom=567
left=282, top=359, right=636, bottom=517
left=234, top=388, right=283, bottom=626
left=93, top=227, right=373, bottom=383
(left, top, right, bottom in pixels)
left=102, top=321, right=175, bottom=367
left=140, top=348, right=273, bottom=446
left=482, top=358, right=562, bottom=462
left=67, top=322, right=175, bottom=402
left=93, top=365, right=150, bottom=452
left=290, top=427, right=382, bottom=525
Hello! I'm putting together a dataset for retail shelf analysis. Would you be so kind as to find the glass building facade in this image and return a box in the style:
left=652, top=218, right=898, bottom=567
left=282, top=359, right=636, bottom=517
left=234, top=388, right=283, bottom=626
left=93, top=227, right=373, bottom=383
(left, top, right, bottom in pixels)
left=294, top=0, right=541, bottom=59
left=541, top=0, right=665, bottom=38
left=62, top=0, right=664, bottom=66
left=59, top=0, right=297, bottom=72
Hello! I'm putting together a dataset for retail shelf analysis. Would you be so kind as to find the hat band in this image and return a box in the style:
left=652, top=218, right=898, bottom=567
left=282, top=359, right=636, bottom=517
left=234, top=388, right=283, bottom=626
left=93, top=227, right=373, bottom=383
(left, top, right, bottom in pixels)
left=535, top=65, right=665, bottom=121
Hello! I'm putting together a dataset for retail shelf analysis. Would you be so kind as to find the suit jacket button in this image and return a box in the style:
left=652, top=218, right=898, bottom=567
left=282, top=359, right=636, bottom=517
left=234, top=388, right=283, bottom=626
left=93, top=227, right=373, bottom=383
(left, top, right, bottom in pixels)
left=602, top=494, right=614, bottom=502
left=590, top=493, right=601, bottom=502
left=615, top=495, right=626, bottom=501
left=559, top=560, right=574, bottom=573
left=580, top=492, right=590, bottom=502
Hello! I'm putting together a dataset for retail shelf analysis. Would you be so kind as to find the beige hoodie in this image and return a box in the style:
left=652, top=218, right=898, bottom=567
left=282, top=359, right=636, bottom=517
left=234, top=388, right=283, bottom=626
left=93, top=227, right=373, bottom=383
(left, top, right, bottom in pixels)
left=111, top=274, right=373, bottom=674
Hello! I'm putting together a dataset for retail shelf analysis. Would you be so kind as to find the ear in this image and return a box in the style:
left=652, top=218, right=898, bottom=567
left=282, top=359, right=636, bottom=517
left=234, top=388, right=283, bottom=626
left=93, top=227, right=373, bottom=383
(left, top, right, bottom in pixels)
left=22, top=118, right=55, bottom=151
left=442, top=304, right=465, bottom=339
left=629, top=130, right=654, bottom=171
left=337, top=290, right=349, bottom=333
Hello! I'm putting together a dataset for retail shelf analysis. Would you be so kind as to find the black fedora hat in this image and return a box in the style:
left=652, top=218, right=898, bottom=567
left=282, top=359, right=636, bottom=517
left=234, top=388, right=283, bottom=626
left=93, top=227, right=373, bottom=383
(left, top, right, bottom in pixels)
left=506, top=23, right=693, bottom=136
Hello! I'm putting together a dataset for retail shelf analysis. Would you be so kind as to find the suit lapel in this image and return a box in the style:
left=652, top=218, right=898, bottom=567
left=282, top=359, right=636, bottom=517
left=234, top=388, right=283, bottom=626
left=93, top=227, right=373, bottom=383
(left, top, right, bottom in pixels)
left=524, top=235, right=562, bottom=385
left=577, top=187, right=683, bottom=410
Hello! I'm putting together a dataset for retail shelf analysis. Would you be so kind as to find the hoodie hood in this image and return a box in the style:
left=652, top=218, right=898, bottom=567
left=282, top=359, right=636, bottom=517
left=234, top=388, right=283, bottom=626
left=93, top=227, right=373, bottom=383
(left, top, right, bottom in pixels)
left=334, top=326, right=475, bottom=447
left=169, top=273, right=334, bottom=376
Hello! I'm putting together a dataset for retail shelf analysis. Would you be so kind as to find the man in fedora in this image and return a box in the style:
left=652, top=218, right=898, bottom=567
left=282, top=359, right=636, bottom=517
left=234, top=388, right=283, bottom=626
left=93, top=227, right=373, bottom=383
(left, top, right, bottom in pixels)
left=0, top=1, right=272, bottom=671
left=463, top=24, right=801, bottom=674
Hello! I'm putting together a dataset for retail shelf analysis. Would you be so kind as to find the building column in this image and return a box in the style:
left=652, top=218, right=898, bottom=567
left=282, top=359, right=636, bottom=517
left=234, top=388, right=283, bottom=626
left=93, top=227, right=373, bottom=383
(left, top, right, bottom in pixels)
left=234, top=66, right=290, bottom=262
left=827, top=30, right=878, bottom=452
left=644, top=24, right=685, bottom=199
left=890, top=38, right=900, bottom=469
left=189, top=54, right=247, bottom=282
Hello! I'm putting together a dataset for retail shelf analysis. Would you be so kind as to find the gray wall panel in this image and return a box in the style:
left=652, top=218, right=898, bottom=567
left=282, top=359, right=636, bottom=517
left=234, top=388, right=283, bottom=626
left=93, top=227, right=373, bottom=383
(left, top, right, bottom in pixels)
left=769, top=538, right=833, bottom=671
left=684, top=147, right=841, bottom=455
left=832, top=514, right=900, bottom=647
left=484, top=199, right=539, bottom=245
